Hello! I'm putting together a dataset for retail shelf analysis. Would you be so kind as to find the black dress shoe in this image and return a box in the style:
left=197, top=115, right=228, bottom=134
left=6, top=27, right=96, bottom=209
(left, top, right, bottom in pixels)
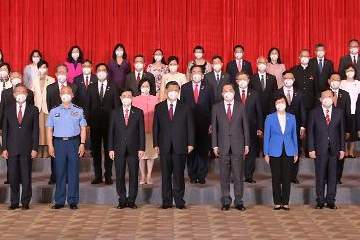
left=176, top=205, right=186, bottom=210
left=104, top=178, right=113, bottom=185
left=69, top=204, right=78, bottom=210
left=8, top=204, right=20, bottom=210
left=128, top=203, right=138, bottom=209
left=4, top=180, right=9, bottom=184
left=291, top=178, right=300, bottom=184
left=235, top=204, right=246, bottom=211
left=190, top=179, right=197, bottom=184
left=245, top=178, right=257, bottom=184
left=337, top=180, right=343, bottom=184
left=22, top=204, right=30, bottom=210
left=316, top=203, right=324, bottom=209
left=116, top=203, right=126, bottom=209
left=52, top=204, right=64, bottom=209
left=326, top=203, right=337, bottom=209
left=48, top=179, right=56, bottom=185
left=221, top=204, right=230, bottom=211
left=198, top=179, right=206, bottom=184
left=282, top=206, right=290, bottom=210
left=273, top=206, right=282, bottom=210
left=159, top=204, right=172, bottom=209
left=91, top=177, right=103, bottom=184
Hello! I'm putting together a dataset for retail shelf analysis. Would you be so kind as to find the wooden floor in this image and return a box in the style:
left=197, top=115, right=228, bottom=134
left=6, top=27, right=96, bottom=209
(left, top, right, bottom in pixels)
left=1, top=204, right=360, bottom=240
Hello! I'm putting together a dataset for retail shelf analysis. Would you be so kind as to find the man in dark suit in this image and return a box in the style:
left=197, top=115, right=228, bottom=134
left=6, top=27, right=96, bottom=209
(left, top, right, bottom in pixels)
left=125, top=54, right=156, bottom=96
left=249, top=56, right=278, bottom=118
left=86, top=63, right=119, bottom=185
left=271, top=71, right=306, bottom=184
left=212, top=83, right=250, bottom=211
left=339, top=39, right=360, bottom=80
left=308, top=90, right=345, bottom=209
left=180, top=65, right=214, bottom=184
left=73, top=59, right=96, bottom=110
left=234, top=72, right=263, bottom=184
left=46, top=64, right=78, bottom=185
left=108, top=88, right=145, bottom=209
left=308, top=43, right=334, bottom=93
left=153, top=81, right=195, bottom=209
left=2, top=84, right=39, bottom=210
left=226, top=45, right=253, bottom=84
left=204, top=55, right=230, bottom=102
left=327, top=73, right=351, bottom=184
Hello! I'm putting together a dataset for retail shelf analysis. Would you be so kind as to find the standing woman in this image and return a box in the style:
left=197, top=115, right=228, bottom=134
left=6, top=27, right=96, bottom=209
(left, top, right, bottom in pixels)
left=108, top=43, right=131, bottom=90
left=267, top=47, right=286, bottom=89
left=340, top=64, right=360, bottom=158
left=23, top=50, right=42, bottom=89
left=132, top=78, right=159, bottom=184
left=30, top=60, right=55, bottom=158
left=146, top=49, right=169, bottom=96
left=0, top=49, right=4, bottom=64
left=186, top=46, right=212, bottom=81
left=64, top=45, right=83, bottom=83
left=264, top=95, right=298, bottom=210
left=0, top=62, right=13, bottom=102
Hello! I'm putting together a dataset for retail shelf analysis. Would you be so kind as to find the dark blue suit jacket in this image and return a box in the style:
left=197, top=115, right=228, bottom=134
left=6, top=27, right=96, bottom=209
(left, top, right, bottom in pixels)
left=73, top=74, right=97, bottom=110
left=226, top=59, right=253, bottom=84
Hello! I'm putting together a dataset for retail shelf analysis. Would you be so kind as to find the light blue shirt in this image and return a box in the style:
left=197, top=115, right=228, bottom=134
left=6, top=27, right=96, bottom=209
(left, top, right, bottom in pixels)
left=46, top=104, right=87, bottom=137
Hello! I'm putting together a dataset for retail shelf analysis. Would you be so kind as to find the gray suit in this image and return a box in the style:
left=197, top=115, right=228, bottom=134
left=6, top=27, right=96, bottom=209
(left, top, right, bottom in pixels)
left=204, top=71, right=230, bottom=102
left=211, top=100, right=250, bottom=206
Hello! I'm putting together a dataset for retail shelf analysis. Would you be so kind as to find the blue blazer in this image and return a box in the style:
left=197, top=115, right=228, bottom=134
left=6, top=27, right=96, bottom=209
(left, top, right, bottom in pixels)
left=263, top=112, right=298, bottom=157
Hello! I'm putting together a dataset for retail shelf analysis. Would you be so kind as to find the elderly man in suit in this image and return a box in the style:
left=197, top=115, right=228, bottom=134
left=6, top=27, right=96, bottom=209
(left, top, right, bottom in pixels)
left=212, top=83, right=250, bottom=211
left=339, top=39, right=360, bottom=80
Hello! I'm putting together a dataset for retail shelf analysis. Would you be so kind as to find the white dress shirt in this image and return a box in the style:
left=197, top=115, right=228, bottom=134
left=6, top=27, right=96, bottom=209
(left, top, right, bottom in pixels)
left=98, top=80, right=108, bottom=95
left=239, top=87, right=248, bottom=99
left=135, top=70, right=144, bottom=79
left=214, top=71, right=221, bottom=80
left=167, top=99, right=177, bottom=115
left=192, top=81, right=201, bottom=90
left=317, top=57, right=325, bottom=66
left=236, top=59, right=243, bottom=68
left=283, top=86, right=294, bottom=99
left=258, top=72, right=266, bottom=89
left=123, top=106, right=131, bottom=116
left=277, top=112, right=286, bottom=134
left=350, top=53, right=358, bottom=64
left=224, top=100, right=234, bottom=114
left=322, top=106, right=332, bottom=121
left=17, top=102, right=26, bottom=116
left=58, top=81, right=67, bottom=90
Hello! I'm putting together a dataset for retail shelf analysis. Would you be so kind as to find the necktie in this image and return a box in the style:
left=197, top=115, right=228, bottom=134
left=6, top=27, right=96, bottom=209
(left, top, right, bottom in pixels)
left=137, top=73, right=141, bottom=82
left=18, top=105, right=23, bottom=124
left=124, top=109, right=129, bottom=126
left=227, top=103, right=232, bottom=122
left=216, top=73, right=220, bottom=85
left=237, top=60, right=242, bottom=72
left=325, top=109, right=330, bottom=126
left=61, top=83, right=65, bottom=90
left=85, top=76, right=89, bottom=89
left=260, top=75, right=265, bottom=90
left=241, top=90, right=246, bottom=104
left=333, top=91, right=338, bottom=107
left=353, top=55, right=357, bottom=64
left=100, top=83, right=104, bottom=101
left=319, top=59, right=323, bottom=73
left=287, top=90, right=292, bottom=105
left=169, top=103, right=174, bottom=120
left=194, top=84, right=199, bottom=103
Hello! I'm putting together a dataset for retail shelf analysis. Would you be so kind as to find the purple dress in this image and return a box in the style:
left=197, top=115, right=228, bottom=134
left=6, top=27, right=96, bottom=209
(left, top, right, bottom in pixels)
left=108, top=59, right=131, bottom=89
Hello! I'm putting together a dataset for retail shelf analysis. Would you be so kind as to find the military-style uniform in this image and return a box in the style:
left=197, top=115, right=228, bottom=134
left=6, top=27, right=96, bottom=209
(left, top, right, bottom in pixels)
left=46, top=104, right=87, bottom=206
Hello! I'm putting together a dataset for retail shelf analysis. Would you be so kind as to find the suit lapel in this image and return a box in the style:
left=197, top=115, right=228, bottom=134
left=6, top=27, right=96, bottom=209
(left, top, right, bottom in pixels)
left=230, top=101, right=239, bottom=124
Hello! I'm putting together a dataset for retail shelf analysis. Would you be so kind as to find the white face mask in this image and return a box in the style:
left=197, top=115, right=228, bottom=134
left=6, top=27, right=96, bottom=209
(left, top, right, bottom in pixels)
left=330, top=81, right=341, bottom=90
left=57, top=74, right=67, bottom=83
left=122, top=97, right=132, bottom=106
left=135, top=63, right=144, bottom=72
left=11, top=78, right=21, bottom=86
left=168, top=91, right=179, bottom=101
left=32, top=57, right=40, bottom=64
left=258, top=63, right=267, bottom=71
left=169, top=65, right=178, bottom=73
left=141, top=87, right=150, bottom=95
left=97, top=71, right=107, bottom=81
left=350, top=47, right=359, bottom=55
left=213, top=64, right=222, bottom=72
left=82, top=67, right=91, bottom=75
left=322, top=97, right=333, bottom=108
left=316, top=50, right=325, bottom=58
left=238, top=80, right=248, bottom=89
left=192, top=74, right=202, bottom=83
left=301, top=57, right=310, bottom=65
left=16, top=93, right=27, bottom=103
left=270, top=54, right=278, bottom=61
left=61, top=94, right=72, bottom=103
left=116, top=50, right=124, bottom=57
left=235, top=52, right=243, bottom=59
left=39, top=67, right=47, bottom=75
left=154, top=55, right=162, bottom=62
left=194, top=53, right=203, bottom=59
left=0, top=70, right=8, bottom=78
left=284, top=79, right=294, bottom=88
left=346, top=71, right=355, bottom=79
left=223, top=91, right=234, bottom=102
left=72, top=52, right=79, bottom=60
left=276, top=103, right=286, bottom=112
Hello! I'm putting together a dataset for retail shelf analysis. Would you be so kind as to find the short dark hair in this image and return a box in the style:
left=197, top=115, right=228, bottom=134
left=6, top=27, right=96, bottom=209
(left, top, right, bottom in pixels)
left=274, top=94, right=289, bottom=108
left=0, top=48, right=3, bottom=63
left=138, top=77, right=156, bottom=96
left=37, top=59, right=49, bottom=69
left=55, top=63, right=68, bottom=73
left=152, top=49, right=167, bottom=64
left=83, top=59, right=93, bottom=65
left=267, top=47, right=283, bottom=64
left=167, top=56, right=179, bottom=65
left=190, top=64, right=203, bottom=74
left=165, top=81, right=180, bottom=89
left=282, top=70, right=293, bottom=76
left=134, top=54, right=145, bottom=62
left=67, top=45, right=84, bottom=63
left=112, top=43, right=127, bottom=60
left=233, top=45, right=244, bottom=52
left=235, top=71, right=249, bottom=79
left=0, top=62, right=11, bottom=73
left=321, top=89, right=334, bottom=97
left=13, top=83, right=28, bottom=93
left=221, top=83, right=234, bottom=92
left=315, top=43, right=326, bottom=50
left=349, top=39, right=359, bottom=46
left=212, top=55, right=223, bottom=62
left=193, top=45, right=205, bottom=53
left=29, top=49, right=42, bottom=63
left=120, top=87, right=134, bottom=96
left=95, top=63, right=108, bottom=72
left=344, top=63, right=357, bottom=79
left=330, top=71, right=341, bottom=78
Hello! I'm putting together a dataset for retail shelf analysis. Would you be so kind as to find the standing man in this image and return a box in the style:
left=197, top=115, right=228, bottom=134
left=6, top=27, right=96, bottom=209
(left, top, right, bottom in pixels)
left=226, top=45, right=253, bottom=84
left=153, top=81, right=195, bottom=209
left=108, top=88, right=145, bottom=209
left=73, top=59, right=96, bottom=110
left=86, top=63, right=119, bottom=185
left=46, top=86, right=87, bottom=210
left=308, top=90, right=345, bottom=210
left=339, top=39, right=360, bottom=80
left=2, top=84, right=39, bottom=210
left=181, top=65, right=214, bottom=184
left=212, top=83, right=250, bottom=211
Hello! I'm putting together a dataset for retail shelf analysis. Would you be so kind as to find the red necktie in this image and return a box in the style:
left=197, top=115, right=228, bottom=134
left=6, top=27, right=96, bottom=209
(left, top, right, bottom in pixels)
left=241, top=90, right=246, bottom=104
left=85, top=76, right=89, bottom=89
left=237, top=60, right=242, bottom=72
left=18, top=105, right=23, bottom=124
left=169, top=103, right=174, bottom=120
left=124, top=109, right=129, bottom=126
left=194, top=84, right=199, bottom=103
left=137, top=73, right=141, bottom=82
left=325, top=109, right=330, bottom=126
left=227, top=103, right=232, bottom=122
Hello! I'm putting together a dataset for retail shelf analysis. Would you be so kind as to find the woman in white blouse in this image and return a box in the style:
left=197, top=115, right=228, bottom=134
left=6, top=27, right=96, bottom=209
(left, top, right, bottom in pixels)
left=23, top=50, right=42, bottom=89
left=340, top=64, right=360, bottom=158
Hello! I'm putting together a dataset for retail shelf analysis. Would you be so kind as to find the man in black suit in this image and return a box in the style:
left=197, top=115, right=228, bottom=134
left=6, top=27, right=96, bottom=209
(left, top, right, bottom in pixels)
left=2, top=84, right=39, bottom=210
left=226, top=45, right=253, bottom=84
left=108, top=88, right=145, bottom=209
left=125, top=54, right=156, bottom=96
left=73, top=59, right=96, bottom=110
left=249, top=56, right=278, bottom=118
left=180, top=65, right=214, bottom=184
left=271, top=71, right=306, bottom=184
left=308, top=90, right=345, bottom=209
left=327, top=73, right=351, bottom=184
left=308, top=43, right=334, bottom=93
left=153, top=81, right=195, bottom=209
left=86, top=63, right=119, bottom=185
left=204, top=55, right=230, bottom=102
left=339, top=39, right=360, bottom=80
left=234, top=72, right=263, bottom=184
left=46, top=64, right=78, bottom=185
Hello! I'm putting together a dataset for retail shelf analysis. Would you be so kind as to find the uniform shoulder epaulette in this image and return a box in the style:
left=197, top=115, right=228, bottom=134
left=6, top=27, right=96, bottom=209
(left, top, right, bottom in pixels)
left=73, top=104, right=83, bottom=109
left=51, top=105, right=60, bottom=110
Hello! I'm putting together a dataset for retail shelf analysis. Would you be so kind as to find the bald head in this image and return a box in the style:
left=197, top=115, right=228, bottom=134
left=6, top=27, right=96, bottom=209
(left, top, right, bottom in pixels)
left=257, top=56, right=268, bottom=73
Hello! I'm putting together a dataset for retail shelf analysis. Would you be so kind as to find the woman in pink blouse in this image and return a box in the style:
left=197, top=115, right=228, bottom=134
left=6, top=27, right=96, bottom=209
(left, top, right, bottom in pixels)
left=64, top=45, right=84, bottom=83
left=132, top=78, right=159, bottom=185
left=267, top=47, right=286, bottom=89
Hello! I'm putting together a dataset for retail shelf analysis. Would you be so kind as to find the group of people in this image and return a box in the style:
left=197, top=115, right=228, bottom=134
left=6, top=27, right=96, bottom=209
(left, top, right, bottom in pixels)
left=0, top=38, right=359, bottom=211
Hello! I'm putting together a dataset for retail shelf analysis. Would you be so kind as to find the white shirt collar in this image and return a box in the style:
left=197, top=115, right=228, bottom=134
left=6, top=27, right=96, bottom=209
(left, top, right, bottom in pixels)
left=58, top=82, right=67, bottom=88
left=167, top=99, right=177, bottom=109
left=322, top=105, right=332, bottom=116
left=301, top=64, right=308, bottom=69
left=135, top=70, right=144, bottom=77
left=123, top=105, right=131, bottom=114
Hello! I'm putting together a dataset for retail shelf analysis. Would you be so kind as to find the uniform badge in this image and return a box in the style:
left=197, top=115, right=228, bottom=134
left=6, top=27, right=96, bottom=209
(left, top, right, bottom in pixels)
left=71, top=111, right=79, bottom=116
left=55, top=113, right=60, bottom=117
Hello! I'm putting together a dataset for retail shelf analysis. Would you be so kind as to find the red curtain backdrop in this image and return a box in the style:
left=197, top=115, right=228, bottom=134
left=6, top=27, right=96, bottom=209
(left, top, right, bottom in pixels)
left=1, top=0, right=360, bottom=75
